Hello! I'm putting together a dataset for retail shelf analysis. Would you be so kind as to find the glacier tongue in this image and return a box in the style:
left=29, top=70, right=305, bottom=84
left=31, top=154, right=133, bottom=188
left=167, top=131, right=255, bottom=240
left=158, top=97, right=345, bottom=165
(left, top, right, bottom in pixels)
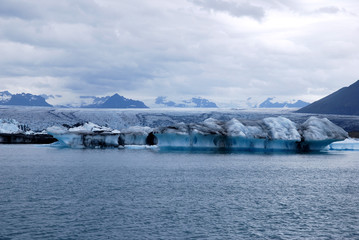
left=46, top=117, right=348, bottom=152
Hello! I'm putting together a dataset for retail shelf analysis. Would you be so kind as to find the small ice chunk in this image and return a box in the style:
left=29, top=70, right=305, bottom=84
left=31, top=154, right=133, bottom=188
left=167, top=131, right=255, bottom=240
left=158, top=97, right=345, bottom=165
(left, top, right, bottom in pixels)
left=329, top=138, right=359, bottom=151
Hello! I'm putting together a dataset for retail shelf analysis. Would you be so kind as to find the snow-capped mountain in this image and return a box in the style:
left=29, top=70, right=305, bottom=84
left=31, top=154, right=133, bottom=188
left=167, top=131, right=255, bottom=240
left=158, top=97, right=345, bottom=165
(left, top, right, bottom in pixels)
left=0, top=91, right=52, bottom=107
left=154, top=97, right=218, bottom=108
left=220, top=97, right=309, bottom=109
left=0, top=91, right=12, bottom=103
left=80, top=96, right=109, bottom=107
left=258, top=98, right=310, bottom=108
left=82, top=93, right=148, bottom=108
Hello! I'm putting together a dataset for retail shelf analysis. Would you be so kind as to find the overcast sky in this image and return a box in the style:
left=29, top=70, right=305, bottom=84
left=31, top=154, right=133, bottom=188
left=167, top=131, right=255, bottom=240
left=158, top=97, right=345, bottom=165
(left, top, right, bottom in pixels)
left=0, top=0, right=358, bottom=106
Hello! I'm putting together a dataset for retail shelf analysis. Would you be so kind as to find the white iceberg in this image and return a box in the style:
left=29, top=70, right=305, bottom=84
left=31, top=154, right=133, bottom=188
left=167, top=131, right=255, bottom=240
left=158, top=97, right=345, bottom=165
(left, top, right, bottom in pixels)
left=47, top=122, right=121, bottom=148
left=0, top=119, right=23, bottom=134
left=329, top=138, right=359, bottom=151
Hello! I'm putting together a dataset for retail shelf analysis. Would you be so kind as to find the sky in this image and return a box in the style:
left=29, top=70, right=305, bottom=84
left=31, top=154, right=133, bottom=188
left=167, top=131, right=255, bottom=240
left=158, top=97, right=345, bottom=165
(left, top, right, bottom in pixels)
left=0, top=0, right=358, bottom=106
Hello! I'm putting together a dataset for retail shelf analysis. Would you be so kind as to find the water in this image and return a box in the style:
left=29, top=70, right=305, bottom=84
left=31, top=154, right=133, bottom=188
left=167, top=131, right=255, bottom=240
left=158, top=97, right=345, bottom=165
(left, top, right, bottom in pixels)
left=1, top=145, right=359, bottom=239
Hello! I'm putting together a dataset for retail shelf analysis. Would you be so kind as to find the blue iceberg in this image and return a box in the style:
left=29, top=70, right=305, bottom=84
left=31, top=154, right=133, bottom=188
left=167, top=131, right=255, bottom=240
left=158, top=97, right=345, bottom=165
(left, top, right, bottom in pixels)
left=154, top=117, right=348, bottom=152
left=47, top=116, right=348, bottom=152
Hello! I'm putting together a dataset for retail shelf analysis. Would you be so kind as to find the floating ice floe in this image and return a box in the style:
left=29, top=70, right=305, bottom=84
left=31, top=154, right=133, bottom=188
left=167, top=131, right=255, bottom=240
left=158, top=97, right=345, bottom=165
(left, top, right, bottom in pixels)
left=46, top=117, right=348, bottom=152
left=329, top=138, right=359, bottom=151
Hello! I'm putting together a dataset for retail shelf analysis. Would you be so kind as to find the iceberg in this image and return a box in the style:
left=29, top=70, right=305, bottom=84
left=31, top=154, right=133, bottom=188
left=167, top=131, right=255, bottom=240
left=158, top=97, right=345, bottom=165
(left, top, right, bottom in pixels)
left=329, top=138, right=359, bottom=151
left=47, top=123, right=157, bottom=148
left=0, top=119, right=23, bottom=134
left=154, top=116, right=348, bottom=152
left=46, top=117, right=348, bottom=152
left=1, top=118, right=56, bottom=144
left=47, top=123, right=121, bottom=148
left=298, top=117, right=349, bottom=151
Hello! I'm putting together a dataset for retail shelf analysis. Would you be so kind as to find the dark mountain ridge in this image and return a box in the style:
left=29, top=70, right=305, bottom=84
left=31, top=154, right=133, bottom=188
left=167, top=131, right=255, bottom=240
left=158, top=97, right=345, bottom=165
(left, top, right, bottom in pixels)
left=83, top=93, right=148, bottom=108
left=297, top=80, right=359, bottom=115
left=0, top=91, right=52, bottom=107
left=259, top=98, right=309, bottom=108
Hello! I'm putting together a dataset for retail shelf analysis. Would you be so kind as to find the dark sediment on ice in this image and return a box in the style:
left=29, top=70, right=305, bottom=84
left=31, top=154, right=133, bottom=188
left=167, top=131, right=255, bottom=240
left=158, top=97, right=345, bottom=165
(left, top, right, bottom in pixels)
left=0, top=133, right=57, bottom=144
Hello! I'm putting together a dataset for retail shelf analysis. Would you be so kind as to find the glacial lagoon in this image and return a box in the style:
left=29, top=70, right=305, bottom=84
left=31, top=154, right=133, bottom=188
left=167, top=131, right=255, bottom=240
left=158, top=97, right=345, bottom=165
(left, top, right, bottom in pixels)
left=1, top=144, right=359, bottom=239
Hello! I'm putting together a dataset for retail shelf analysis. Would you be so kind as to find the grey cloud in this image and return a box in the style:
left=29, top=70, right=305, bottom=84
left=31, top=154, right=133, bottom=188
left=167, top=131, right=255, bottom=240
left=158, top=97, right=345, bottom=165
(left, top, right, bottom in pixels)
left=314, top=6, right=340, bottom=14
left=0, top=0, right=40, bottom=19
left=192, top=0, right=265, bottom=20
left=312, top=6, right=356, bottom=16
left=0, top=0, right=359, bottom=105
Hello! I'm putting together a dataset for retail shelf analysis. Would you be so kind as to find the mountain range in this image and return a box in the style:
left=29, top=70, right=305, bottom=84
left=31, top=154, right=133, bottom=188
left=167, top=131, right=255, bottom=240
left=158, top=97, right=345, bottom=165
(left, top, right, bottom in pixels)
left=81, top=94, right=148, bottom=108
left=0, top=91, right=52, bottom=107
left=258, top=98, right=310, bottom=108
left=0, top=91, right=148, bottom=108
left=1, top=90, right=310, bottom=109
left=297, top=80, right=359, bottom=115
left=155, top=96, right=218, bottom=108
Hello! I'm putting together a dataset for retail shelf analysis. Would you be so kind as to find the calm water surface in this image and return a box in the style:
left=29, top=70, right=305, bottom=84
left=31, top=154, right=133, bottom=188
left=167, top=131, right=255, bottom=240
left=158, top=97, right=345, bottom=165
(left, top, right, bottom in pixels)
left=1, top=145, right=359, bottom=239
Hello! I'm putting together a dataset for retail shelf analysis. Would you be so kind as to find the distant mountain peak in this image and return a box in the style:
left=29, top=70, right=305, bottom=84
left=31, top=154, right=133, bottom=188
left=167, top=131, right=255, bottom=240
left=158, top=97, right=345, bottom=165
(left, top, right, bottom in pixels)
left=258, top=97, right=309, bottom=108
left=1, top=90, right=11, bottom=95
left=0, top=91, right=52, bottom=107
left=82, top=93, right=148, bottom=109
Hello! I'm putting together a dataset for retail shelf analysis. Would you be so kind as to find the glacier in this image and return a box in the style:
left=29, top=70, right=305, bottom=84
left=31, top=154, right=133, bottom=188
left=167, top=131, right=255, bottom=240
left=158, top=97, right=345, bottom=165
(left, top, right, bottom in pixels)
left=1, top=106, right=359, bottom=133
left=46, top=116, right=348, bottom=152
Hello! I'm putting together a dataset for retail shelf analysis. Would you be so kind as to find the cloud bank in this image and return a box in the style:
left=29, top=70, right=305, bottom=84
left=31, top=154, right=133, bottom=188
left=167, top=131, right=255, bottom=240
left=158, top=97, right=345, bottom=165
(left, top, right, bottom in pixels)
left=0, top=0, right=358, bottom=106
